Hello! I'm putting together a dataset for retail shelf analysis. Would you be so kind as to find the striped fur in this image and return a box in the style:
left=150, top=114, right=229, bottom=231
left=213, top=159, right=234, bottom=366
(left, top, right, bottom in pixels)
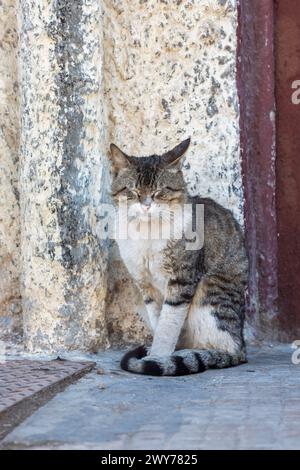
left=121, top=345, right=246, bottom=376
left=109, top=139, right=248, bottom=377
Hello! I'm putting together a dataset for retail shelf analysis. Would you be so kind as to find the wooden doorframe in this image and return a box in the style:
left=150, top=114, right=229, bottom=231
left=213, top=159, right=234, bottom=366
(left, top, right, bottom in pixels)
left=237, top=0, right=280, bottom=338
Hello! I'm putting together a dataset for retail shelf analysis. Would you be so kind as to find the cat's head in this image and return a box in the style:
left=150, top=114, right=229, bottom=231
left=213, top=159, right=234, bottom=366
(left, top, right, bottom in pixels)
left=109, top=138, right=190, bottom=221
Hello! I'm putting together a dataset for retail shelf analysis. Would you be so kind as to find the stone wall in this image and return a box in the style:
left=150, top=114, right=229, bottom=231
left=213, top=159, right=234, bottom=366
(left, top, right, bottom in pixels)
left=104, top=0, right=242, bottom=345
left=0, top=0, right=242, bottom=352
left=0, top=0, right=21, bottom=338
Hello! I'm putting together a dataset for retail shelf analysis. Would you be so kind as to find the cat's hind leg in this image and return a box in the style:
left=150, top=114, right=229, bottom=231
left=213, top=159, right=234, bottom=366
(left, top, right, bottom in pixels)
left=182, top=273, right=246, bottom=358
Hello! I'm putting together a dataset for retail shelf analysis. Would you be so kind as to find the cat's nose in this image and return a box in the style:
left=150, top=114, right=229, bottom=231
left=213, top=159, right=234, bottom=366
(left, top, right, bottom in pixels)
left=141, top=196, right=152, bottom=211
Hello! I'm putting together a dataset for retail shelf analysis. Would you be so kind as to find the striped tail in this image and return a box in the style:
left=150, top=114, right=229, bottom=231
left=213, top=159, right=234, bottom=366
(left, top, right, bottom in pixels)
left=121, top=345, right=246, bottom=376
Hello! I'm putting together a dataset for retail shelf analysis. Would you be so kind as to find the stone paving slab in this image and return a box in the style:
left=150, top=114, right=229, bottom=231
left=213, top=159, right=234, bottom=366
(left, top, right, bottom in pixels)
left=0, top=359, right=95, bottom=439
left=1, top=345, right=300, bottom=450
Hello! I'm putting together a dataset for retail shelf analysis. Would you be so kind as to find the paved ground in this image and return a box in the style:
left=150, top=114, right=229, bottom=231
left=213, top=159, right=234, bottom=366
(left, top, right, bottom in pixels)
left=1, top=344, right=300, bottom=450
left=0, top=359, right=95, bottom=439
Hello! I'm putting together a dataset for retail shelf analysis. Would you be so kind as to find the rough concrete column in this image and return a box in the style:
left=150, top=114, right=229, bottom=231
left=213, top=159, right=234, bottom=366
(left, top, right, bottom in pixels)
left=0, top=0, right=21, bottom=338
left=18, top=1, right=109, bottom=352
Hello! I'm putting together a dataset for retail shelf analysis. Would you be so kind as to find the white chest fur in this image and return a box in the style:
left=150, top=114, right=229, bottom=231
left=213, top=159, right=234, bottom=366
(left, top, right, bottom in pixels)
left=118, top=237, right=168, bottom=295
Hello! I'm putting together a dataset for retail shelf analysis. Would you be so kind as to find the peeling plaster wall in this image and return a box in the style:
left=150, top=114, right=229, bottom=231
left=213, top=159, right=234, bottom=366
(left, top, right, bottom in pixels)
left=0, top=0, right=243, bottom=351
left=0, top=0, right=21, bottom=338
left=104, top=0, right=243, bottom=345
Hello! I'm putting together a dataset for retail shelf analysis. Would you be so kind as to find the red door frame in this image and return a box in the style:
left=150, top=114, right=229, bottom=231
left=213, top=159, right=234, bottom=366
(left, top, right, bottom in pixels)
left=274, top=0, right=300, bottom=339
left=237, top=0, right=279, bottom=338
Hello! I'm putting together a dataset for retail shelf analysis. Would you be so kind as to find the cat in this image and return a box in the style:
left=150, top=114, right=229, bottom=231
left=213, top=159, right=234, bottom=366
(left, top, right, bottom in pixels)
left=109, top=138, right=248, bottom=376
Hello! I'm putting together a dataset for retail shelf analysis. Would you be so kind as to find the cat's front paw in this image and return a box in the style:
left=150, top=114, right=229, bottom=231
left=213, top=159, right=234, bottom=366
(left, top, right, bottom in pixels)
left=120, top=346, right=165, bottom=375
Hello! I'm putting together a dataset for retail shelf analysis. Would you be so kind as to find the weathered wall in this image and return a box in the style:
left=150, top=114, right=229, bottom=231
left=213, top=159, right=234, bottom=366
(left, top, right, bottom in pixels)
left=104, top=0, right=242, bottom=345
left=0, top=0, right=21, bottom=338
left=0, top=0, right=243, bottom=351
left=18, top=0, right=109, bottom=353
left=104, top=0, right=241, bottom=217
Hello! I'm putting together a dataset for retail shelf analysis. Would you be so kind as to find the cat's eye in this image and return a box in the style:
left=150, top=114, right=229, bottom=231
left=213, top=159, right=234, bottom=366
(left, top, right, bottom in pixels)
left=153, top=189, right=167, bottom=198
left=127, top=188, right=138, bottom=198
left=156, top=187, right=180, bottom=193
left=112, top=187, right=138, bottom=197
left=111, top=187, right=126, bottom=196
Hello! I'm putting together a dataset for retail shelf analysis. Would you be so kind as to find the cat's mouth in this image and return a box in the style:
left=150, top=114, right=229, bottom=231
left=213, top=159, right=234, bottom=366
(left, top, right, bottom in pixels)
left=128, top=203, right=155, bottom=219
left=129, top=210, right=158, bottom=223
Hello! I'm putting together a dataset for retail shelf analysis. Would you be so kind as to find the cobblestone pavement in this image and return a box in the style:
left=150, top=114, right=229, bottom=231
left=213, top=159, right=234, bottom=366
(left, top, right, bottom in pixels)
left=2, top=345, right=300, bottom=450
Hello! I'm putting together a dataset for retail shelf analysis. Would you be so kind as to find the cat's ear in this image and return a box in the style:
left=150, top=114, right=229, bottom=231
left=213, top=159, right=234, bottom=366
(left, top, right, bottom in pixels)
left=161, top=138, right=191, bottom=167
left=109, top=144, right=132, bottom=175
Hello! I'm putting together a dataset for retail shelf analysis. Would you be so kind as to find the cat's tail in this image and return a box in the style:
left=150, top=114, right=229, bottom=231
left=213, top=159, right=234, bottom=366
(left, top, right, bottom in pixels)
left=120, top=345, right=246, bottom=376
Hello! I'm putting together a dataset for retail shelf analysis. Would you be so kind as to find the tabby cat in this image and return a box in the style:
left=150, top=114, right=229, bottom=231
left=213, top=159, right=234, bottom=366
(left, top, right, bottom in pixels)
left=109, top=138, right=248, bottom=376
